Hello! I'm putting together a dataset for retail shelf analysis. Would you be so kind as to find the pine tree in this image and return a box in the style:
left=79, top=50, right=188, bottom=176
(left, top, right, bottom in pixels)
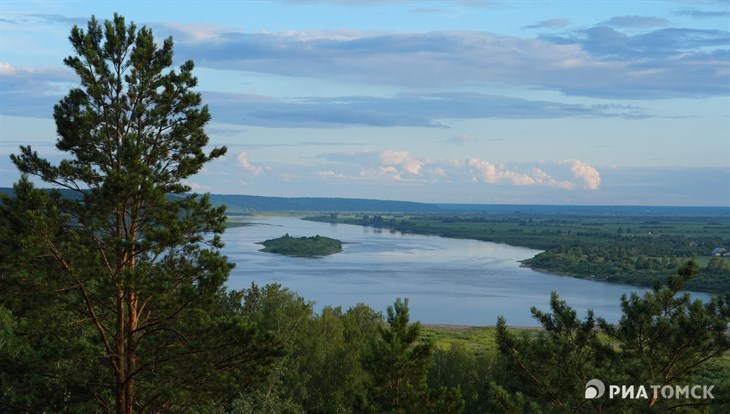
left=360, top=298, right=463, bottom=414
left=6, top=14, right=281, bottom=413
left=600, top=260, right=730, bottom=411
left=490, top=260, right=730, bottom=413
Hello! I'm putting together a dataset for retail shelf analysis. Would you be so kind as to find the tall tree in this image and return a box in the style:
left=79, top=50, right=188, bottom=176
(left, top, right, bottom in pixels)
left=6, top=14, right=280, bottom=413
left=360, top=298, right=463, bottom=414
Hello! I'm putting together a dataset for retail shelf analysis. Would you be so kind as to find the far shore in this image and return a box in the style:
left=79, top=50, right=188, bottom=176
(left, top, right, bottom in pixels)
left=423, top=324, right=542, bottom=331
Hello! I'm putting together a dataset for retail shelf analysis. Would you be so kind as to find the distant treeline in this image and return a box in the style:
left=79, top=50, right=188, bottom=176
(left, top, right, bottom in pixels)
left=209, top=194, right=439, bottom=213
left=2, top=187, right=729, bottom=216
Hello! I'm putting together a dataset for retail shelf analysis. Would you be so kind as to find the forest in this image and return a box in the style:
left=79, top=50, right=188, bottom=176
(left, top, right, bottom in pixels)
left=1, top=14, right=728, bottom=413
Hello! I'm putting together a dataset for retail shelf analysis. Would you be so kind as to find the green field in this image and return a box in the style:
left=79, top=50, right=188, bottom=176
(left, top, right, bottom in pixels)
left=421, top=325, right=501, bottom=354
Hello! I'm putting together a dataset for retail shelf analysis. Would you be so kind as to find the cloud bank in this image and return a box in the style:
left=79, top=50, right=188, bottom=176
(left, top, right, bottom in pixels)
left=3, top=18, right=728, bottom=122
left=320, top=150, right=602, bottom=191
left=200, top=91, right=649, bottom=128
left=165, top=27, right=729, bottom=99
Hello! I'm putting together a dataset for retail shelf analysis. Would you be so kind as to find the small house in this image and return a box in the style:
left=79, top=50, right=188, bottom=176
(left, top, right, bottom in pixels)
left=712, top=247, right=729, bottom=257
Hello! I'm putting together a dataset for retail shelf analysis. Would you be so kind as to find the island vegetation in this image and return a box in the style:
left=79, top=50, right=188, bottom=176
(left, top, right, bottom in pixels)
left=1, top=14, right=728, bottom=414
left=260, top=234, right=343, bottom=257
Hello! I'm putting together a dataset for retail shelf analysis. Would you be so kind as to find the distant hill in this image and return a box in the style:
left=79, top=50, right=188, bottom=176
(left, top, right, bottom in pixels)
left=0, top=186, right=81, bottom=200
left=208, top=194, right=440, bottom=213
left=2, top=187, right=727, bottom=216
left=0, top=188, right=439, bottom=213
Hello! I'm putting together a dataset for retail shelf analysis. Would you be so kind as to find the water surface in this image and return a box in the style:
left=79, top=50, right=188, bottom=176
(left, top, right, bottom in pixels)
left=223, top=217, right=711, bottom=326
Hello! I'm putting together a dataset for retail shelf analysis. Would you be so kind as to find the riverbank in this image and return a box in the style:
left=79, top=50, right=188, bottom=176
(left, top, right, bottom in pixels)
left=303, top=214, right=729, bottom=294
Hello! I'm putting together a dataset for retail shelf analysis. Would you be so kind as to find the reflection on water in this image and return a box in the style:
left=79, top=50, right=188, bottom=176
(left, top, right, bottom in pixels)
left=222, top=217, right=712, bottom=326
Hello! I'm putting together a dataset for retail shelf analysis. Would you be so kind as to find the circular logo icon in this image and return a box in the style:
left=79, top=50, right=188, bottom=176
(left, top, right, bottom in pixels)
left=585, top=379, right=606, bottom=399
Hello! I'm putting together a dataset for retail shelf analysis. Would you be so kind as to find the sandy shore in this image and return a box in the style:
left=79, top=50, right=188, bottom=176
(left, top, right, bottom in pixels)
left=423, top=324, right=543, bottom=331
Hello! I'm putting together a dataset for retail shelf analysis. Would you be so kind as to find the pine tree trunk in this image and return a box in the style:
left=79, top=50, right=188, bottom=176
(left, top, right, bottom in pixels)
left=126, top=292, right=138, bottom=414
left=116, top=286, right=127, bottom=414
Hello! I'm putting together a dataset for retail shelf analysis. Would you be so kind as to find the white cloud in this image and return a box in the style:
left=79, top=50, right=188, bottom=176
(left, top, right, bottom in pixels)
left=465, top=159, right=595, bottom=189
left=379, top=150, right=422, bottom=177
left=378, top=166, right=402, bottom=180
left=0, top=62, right=15, bottom=75
left=466, top=158, right=538, bottom=186
left=379, top=150, right=410, bottom=166
left=529, top=167, right=575, bottom=189
left=236, top=152, right=264, bottom=176
left=561, top=159, right=601, bottom=190
left=320, top=149, right=600, bottom=191
left=402, top=160, right=422, bottom=175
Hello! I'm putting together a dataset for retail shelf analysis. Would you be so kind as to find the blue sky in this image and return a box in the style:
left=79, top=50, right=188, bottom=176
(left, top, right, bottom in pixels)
left=1, top=0, right=729, bottom=206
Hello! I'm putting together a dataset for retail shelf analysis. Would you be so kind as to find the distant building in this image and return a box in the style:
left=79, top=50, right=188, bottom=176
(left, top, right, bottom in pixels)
left=712, top=247, right=729, bottom=257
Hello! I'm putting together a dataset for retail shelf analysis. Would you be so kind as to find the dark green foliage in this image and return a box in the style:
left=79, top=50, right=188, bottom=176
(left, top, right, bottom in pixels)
left=0, top=179, right=108, bottom=413
left=489, top=261, right=730, bottom=413
left=429, top=344, right=493, bottom=413
left=360, top=298, right=464, bottom=414
left=490, top=296, right=618, bottom=413
left=706, top=256, right=729, bottom=271
left=260, top=234, right=343, bottom=257
left=2, top=14, right=281, bottom=413
left=239, top=283, right=384, bottom=413
left=598, top=261, right=730, bottom=411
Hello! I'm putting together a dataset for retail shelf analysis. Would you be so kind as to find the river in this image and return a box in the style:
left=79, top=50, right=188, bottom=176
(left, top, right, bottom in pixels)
left=222, top=217, right=712, bottom=326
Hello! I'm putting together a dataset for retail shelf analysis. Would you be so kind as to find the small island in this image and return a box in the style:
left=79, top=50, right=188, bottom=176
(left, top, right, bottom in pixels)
left=259, top=234, right=343, bottom=257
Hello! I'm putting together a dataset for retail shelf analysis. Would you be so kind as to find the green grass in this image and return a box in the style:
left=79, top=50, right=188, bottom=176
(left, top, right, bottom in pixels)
left=419, top=325, right=544, bottom=354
